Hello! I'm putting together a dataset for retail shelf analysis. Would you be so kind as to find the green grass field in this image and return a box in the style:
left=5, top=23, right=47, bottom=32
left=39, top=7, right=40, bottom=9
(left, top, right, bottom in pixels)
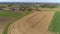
left=50, top=11, right=60, bottom=34
left=0, top=11, right=20, bottom=18
left=0, top=11, right=32, bottom=34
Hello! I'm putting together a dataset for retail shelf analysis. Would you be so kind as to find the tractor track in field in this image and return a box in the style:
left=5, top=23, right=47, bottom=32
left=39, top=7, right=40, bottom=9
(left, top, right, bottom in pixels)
left=31, top=14, right=47, bottom=27
left=8, top=11, right=55, bottom=34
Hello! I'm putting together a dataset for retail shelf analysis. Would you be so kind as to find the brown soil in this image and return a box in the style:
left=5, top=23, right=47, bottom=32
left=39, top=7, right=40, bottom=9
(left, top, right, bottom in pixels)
left=38, top=8, right=60, bottom=11
left=0, top=17, right=13, bottom=34
left=8, top=11, right=55, bottom=34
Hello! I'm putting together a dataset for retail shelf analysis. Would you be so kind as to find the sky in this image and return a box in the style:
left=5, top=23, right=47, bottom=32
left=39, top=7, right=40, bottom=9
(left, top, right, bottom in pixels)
left=0, top=0, right=60, bottom=3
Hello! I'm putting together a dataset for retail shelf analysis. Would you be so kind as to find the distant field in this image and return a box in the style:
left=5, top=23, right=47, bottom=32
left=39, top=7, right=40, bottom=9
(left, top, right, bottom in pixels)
left=50, top=11, right=60, bottom=34
left=0, top=11, right=31, bottom=18
left=0, top=11, right=20, bottom=18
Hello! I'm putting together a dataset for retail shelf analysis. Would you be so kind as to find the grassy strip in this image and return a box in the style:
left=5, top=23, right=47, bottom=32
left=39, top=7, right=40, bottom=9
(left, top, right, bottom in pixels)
left=0, top=11, right=21, bottom=18
left=50, top=11, right=60, bottom=34
left=2, top=11, right=32, bottom=34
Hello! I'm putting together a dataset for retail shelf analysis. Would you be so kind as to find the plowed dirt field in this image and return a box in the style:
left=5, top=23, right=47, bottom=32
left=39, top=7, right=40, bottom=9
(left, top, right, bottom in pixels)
left=8, top=11, right=55, bottom=34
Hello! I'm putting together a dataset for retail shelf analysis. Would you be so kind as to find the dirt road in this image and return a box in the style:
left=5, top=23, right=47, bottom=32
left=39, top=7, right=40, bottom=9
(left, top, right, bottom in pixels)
left=8, top=11, right=55, bottom=34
